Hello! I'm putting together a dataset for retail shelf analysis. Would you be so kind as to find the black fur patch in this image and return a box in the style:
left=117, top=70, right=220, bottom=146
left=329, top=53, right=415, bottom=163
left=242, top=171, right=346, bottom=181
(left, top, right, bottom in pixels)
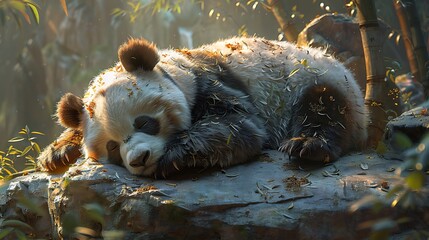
left=106, top=140, right=122, bottom=166
left=118, top=38, right=159, bottom=72
left=156, top=114, right=265, bottom=178
left=155, top=52, right=266, bottom=178
left=57, top=93, right=84, bottom=129
left=280, top=84, right=350, bottom=162
left=180, top=50, right=250, bottom=96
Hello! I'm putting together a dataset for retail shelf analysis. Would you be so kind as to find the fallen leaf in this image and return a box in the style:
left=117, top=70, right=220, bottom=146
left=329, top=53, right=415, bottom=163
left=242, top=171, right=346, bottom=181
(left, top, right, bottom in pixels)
left=360, top=163, right=369, bottom=170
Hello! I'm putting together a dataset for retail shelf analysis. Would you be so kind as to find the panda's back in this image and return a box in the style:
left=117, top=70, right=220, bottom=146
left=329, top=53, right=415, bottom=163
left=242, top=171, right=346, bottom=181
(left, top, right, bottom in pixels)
left=196, top=37, right=361, bottom=147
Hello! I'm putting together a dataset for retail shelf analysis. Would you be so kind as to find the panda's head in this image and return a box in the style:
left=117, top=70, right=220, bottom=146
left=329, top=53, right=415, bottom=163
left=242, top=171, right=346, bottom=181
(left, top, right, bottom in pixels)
left=56, top=38, right=191, bottom=176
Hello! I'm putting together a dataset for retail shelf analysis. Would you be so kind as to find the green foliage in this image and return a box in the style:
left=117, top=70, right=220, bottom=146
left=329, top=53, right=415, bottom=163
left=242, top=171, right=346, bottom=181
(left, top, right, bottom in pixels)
left=0, top=126, right=43, bottom=180
left=0, top=214, right=38, bottom=239
left=0, top=190, right=48, bottom=239
left=61, top=201, right=125, bottom=239
left=83, top=203, right=106, bottom=226
left=0, top=0, right=40, bottom=26
left=111, top=0, right=269, bottom=36
left=0, top=0, right=69, bottom=26
left=112, top=0, right=190, bottom=23
left=351, top=134, right=429, bottom=239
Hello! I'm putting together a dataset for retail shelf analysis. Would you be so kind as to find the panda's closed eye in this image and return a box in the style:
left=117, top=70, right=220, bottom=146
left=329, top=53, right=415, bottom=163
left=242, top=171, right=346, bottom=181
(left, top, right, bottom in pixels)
left=106, top=140, right=122, bottom=165
left=133, top=116, right=160, bottom=135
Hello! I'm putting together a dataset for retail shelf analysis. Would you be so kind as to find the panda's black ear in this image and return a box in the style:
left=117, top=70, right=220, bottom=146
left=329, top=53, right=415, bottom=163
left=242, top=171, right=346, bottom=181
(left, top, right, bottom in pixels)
left=57, top=93, right=84, bottom=129
left=118, top=38, right=160, bottom=72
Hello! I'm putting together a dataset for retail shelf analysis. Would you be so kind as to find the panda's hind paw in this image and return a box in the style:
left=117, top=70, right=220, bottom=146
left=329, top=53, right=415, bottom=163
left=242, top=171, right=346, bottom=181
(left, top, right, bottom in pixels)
left=279, top=137, right=340, bottom=163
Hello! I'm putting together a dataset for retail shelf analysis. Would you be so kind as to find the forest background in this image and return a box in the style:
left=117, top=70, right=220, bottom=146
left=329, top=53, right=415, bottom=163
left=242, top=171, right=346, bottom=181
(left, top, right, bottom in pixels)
left=0, top=0, right=428, bottom=156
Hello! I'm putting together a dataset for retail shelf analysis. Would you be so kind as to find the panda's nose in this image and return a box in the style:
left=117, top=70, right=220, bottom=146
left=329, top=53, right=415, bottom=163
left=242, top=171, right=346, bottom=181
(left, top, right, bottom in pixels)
left=129, top=151, right=150, bottom=168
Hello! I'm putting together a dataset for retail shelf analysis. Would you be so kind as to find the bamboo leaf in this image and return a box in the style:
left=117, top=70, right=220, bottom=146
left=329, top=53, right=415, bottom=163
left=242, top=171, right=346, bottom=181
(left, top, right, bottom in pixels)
left=83, top=203, right=105, bottom=225
left=371, top=219, right=397, bottom=232
left=3, top=168, right=14, bottom=176
left=59, top=0, right=68, bottom=16
left=32, top=142, right=41, bottom=154
left=345, top=1, right=354, bottom=7
left=395, top=34, right=401, bottom=45
left=8, top=137, right=25, bottom=143
left=111, top=8, right=124, bottom=17
left=8, top=1, right=26, bottom=12
left=360, top=163, right=369, bottom=170
left=18, top=145, right=32, bottom=157
left=27, top=2, right=39, bottom=24
left=15, top=229, right=27, bottom=240
left=393, top=132, right=413, bottom=149
left=25, top=155, right=36, bottom=167
left=3, top=157, right=13, bottom=164
left=252, top=1, right=259, bottom=10
left=0, top=227, right=14, bottom=239
left=7, top=146, right=22, bottom=155
left=406, top=171, right=424, bottom=190
left=287, top=68, right=300, bottom=78
left=1, top=219, right=33, bottom=232
left=375, top=141, right=387, bottom=154
left=16, top=193, right=45, bottom=216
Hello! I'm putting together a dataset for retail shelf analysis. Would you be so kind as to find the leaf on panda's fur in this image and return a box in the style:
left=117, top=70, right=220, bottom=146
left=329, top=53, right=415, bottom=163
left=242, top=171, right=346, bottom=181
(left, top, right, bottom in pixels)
left=226, top=133, right=232, bottom=145
left=287, top=68, right=300, bottom=79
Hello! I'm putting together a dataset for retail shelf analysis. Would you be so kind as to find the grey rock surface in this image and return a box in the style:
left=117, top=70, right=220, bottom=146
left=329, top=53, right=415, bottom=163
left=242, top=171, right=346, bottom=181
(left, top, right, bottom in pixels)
left=1, top=150, right=428, bottom=239
left=385, top=100, right=429, bottom=150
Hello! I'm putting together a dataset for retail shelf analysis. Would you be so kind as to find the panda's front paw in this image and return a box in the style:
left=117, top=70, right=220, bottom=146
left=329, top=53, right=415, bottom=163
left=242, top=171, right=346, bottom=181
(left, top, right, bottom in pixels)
left=37, top=129, right=83, bottom=174
left=154, top=145, right=187, bottom=179
left=279, top=137, right=340, bottom=163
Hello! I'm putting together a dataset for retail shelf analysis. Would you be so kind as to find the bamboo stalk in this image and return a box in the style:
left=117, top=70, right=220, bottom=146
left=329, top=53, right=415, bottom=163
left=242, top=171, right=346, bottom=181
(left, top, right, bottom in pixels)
left=393, top=0, right=420, bottom=83
left=266, top=0, right=298, bottom=42
left=355, top=0, right=400, bottom=148
left=399, top=0, right=429, bottom=96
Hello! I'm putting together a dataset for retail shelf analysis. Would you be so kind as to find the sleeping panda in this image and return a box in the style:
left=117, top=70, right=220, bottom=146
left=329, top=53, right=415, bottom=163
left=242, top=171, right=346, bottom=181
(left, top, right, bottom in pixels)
left=37, top=37, right=367, bottom=178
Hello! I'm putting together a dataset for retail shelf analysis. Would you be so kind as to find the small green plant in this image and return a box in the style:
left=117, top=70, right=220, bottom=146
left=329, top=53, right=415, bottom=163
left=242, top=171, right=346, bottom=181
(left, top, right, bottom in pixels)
left=0, top=0, right=68, bottom=26
left=0, top=126, right=44, bottom=180
left=350, top=133, right=429, bottom=240
left=0, top=0, right=40, bottom=26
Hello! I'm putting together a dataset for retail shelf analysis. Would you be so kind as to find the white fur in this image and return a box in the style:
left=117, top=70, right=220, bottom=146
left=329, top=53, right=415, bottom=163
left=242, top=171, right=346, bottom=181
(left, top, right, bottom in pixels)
left=159, top=37, right=367, bottom=147
left=80, top=66, right=191, bottom=175
left=77, top=37, right=367, bottom=176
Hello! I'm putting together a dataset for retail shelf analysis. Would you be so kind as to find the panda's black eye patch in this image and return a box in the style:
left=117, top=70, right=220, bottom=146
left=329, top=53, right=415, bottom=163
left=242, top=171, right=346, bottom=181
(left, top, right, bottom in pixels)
left=106, top=140, right=122, bottom=165
left=133, top=116, right=160, bottom=135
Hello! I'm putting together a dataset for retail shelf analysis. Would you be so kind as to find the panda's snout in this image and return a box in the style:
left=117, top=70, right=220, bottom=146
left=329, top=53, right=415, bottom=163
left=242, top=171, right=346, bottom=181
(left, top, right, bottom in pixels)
left=129, top=150, right=150, bottom=168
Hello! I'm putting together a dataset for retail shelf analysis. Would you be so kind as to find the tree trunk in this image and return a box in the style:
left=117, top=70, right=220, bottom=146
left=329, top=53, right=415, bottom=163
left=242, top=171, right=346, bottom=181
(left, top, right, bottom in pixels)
left=266, top=0, right=298, bottom=42
left=354, top=0, right=401, bottom=148
left=393, top=0, right=420, bottom=83
left=397, top=0, right=429, bottom=97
